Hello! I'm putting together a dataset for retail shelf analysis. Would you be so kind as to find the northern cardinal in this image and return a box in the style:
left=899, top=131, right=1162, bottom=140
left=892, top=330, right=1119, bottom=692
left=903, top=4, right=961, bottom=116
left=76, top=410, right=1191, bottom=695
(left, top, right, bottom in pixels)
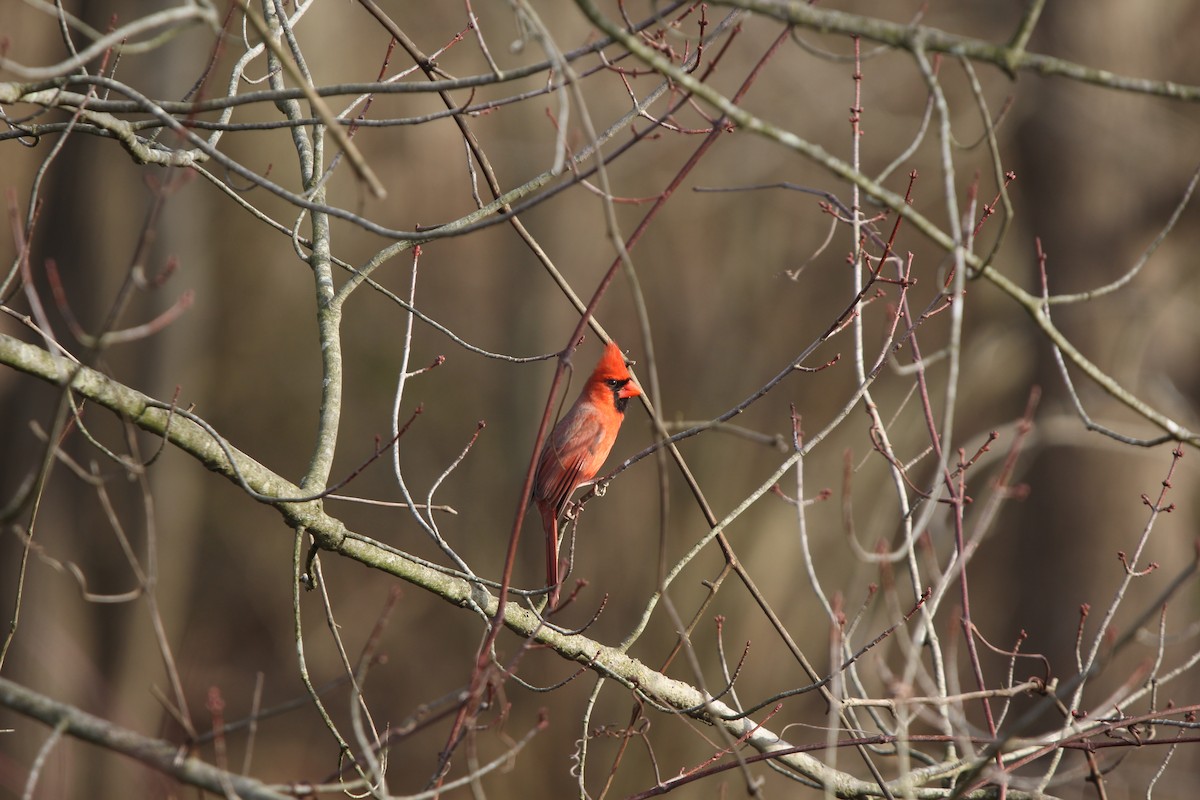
left=534, top=342, right=641, bottom=606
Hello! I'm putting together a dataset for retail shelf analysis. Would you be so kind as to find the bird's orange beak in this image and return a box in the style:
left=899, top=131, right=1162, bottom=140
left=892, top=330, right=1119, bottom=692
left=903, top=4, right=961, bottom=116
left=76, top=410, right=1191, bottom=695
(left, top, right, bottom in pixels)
left=618, top=378, right=642, bottom=400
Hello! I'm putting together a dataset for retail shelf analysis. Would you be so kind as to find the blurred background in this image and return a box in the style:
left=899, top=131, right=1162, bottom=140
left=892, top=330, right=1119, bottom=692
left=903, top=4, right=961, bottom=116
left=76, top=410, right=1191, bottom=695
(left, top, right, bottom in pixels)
left=2, top=1, right=1200, bottom=797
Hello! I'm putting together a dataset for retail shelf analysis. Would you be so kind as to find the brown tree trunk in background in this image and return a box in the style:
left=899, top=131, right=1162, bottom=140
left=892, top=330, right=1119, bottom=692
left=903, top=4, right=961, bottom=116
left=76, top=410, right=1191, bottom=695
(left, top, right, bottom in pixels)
left=0, top=5, right=217, bottom=794
left=993, top=0, right=1200, bottom=704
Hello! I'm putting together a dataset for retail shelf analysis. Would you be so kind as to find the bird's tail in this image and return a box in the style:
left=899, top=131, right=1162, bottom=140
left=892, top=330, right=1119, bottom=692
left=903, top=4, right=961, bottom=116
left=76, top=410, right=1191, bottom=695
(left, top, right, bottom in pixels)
left=539, top=501, right=561, bottom=607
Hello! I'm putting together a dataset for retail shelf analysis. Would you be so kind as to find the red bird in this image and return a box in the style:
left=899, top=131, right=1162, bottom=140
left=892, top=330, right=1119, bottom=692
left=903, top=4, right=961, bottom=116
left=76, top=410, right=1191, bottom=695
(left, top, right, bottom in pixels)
left=534, top=342, right=641, bottom=606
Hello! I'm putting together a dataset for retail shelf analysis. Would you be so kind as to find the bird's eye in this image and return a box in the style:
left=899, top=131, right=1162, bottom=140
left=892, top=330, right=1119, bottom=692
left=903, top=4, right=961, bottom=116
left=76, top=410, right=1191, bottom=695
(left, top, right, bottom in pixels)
left=606, top=378, right=626, bottom=388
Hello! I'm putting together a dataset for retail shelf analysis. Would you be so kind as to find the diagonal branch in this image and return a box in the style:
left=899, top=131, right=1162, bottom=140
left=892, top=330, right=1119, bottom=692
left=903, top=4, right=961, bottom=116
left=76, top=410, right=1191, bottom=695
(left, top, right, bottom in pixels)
left=572, top=0, right=1200, bottom=449
left=722, top=0, right=1200, bottom=99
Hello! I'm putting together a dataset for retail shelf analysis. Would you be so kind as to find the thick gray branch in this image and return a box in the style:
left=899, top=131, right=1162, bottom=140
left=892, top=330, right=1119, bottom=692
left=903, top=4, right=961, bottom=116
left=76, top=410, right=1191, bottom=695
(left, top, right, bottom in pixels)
left=0, top=332, right=1049, bottom=798
left=0, top=676, right=292, bottom=800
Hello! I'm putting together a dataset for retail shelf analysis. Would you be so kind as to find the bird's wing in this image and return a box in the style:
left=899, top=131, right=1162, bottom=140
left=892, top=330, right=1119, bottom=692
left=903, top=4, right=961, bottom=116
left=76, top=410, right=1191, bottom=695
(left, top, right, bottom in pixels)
left=535, top=409, right=606, bottom=518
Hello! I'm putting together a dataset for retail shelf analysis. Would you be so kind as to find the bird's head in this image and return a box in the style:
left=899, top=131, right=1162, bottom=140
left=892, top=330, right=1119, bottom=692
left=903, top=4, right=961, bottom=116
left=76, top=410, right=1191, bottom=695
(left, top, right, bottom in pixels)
left=588, top=341, right=641, bottom=412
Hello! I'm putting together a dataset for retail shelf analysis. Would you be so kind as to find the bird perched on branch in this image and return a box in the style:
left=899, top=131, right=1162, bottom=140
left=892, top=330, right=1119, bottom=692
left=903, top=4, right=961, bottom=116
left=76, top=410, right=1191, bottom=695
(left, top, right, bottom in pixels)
left=533, top=342, right=641, bottom=607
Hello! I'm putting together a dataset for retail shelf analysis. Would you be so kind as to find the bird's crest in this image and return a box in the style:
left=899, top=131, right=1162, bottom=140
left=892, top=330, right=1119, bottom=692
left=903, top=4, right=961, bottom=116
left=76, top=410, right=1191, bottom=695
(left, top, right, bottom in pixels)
left=589, top=341, right=635, bottom=385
